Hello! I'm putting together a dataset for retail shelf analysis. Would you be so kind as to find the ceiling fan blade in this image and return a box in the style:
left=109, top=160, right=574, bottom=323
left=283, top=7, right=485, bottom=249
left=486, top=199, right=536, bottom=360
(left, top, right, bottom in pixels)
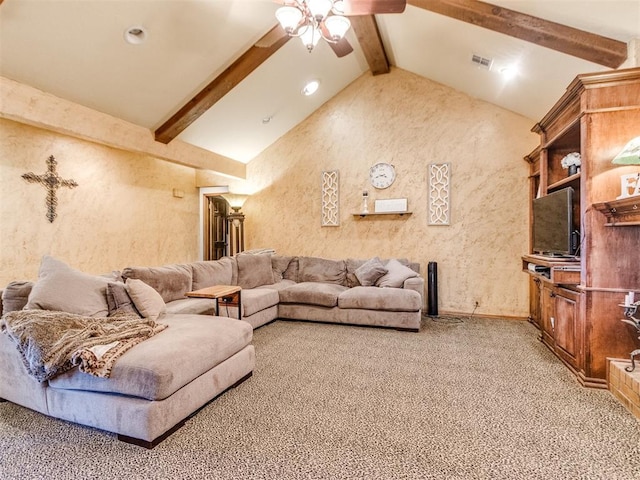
left=318, top=22, right=354, bottom=57
left=254, top=24, right=288, bottom=48
left=329, top=37, right=354, bottom=57
left=339, top=0, right=406, bottom=15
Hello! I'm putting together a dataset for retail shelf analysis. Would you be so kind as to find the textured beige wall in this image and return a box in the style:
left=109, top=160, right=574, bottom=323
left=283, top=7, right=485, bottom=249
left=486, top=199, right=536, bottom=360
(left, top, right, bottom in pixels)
left=0, top=119, right=199, bottom=285
left=2, top=66, right=538, bottom=317
left=1, top=76, right=246, bottom=179
left=234, top=69, right=538, bottom=317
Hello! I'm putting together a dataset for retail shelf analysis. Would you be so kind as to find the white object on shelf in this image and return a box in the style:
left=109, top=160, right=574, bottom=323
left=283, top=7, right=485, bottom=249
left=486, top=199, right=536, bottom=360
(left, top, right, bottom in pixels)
left=625, top=292, right=636, bottom=306
left=374, top=198, right=407, bottom=213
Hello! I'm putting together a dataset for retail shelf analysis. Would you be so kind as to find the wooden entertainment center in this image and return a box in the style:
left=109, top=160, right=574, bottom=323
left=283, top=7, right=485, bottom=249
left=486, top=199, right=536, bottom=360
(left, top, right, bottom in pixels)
left=523, top=68, right=640, bottom=388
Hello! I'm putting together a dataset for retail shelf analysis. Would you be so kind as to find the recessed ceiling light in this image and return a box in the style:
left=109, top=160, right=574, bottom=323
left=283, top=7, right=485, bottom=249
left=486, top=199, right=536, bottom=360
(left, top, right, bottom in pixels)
left=301, top=80, right=320, bottom=96
left=124, top=26, right=147, bottom=45
left=499, top=66, right=518, bottom=80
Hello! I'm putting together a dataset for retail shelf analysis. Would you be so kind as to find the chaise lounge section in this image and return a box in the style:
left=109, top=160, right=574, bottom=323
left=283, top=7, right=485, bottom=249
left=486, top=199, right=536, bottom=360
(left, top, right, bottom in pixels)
left=0, top=257, right=255, bottom=448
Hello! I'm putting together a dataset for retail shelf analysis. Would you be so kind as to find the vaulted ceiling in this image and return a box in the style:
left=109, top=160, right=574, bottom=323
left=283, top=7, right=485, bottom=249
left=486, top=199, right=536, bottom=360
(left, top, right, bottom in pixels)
left=1, top=1, right=638, bottom=166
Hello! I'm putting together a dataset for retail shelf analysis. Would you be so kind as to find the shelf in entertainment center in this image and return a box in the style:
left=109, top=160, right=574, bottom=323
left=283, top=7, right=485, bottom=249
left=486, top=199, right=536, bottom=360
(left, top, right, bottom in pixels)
left=352, top=211, right=412, bottom=218
left=547, top=172, right=580, bottom=192
left=592, top=196, right=640, bottom=226
left=522, top=254, right=581, bottom=285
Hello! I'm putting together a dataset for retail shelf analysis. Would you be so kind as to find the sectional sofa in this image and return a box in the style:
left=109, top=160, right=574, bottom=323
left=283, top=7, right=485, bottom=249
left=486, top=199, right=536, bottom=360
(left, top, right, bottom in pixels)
left=0, top=253, right=423, bottom=447
left=122, top=253, right=424, bottom=331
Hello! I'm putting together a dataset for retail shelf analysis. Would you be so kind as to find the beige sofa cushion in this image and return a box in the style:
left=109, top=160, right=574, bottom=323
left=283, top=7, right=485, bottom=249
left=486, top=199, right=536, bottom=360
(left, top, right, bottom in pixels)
left=238, top=288, right=280, bottom=317
left=355, top=257, right=388, bottom=286
left=165, top=298, right=215, bottom=315
left=338, top=286, right=421, bottom=312
left=346, top=258, right=419, bottom=287
left=236, top=254, right=274, bottom=289
left=2, top=281, right=34, bottom=315
left=279, top=282, right=348, bottom=308
left=106, top=282, right=141, bottom=317
left=122, top=264, right=192, bottom=303
left=283, top=257, right=299, bottom=282
left=345, top=258, right=367, bottom=287
left=376, top=259, right=419, bottom=288
left=25, top=256, right=111, bottom=317
left=48, top=314, right=253, bottom=401
left=271, top=255, right=294, bottom=281
left=298, top=257, right=346, bottom=285
left=191, top=258, right=234, bottom=290
left=125, top=278, right=166, bottom=321
left=256, top=280, right=296, bottom=291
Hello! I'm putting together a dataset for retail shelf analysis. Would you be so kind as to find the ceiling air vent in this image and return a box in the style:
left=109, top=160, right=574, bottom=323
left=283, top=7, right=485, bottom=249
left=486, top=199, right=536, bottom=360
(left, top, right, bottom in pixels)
left=471, top=54, right=493, bottom=70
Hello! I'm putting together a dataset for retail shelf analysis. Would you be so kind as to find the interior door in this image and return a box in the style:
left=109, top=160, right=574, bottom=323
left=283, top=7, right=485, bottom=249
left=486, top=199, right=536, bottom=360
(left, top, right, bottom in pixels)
left=204, top=195, right=227, bottom=260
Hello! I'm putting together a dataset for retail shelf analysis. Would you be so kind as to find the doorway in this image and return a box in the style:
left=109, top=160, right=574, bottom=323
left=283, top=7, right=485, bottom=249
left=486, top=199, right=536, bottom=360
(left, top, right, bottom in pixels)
left=203, top=195, right=228, bottom=260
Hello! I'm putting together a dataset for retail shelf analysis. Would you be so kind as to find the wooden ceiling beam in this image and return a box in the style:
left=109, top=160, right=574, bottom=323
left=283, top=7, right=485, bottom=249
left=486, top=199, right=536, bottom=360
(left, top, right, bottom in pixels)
left=408, top=0, right=628, bottom=68
left=350, top=15, right=390, bottom=75
left=155, top=25, right=290, bottom=144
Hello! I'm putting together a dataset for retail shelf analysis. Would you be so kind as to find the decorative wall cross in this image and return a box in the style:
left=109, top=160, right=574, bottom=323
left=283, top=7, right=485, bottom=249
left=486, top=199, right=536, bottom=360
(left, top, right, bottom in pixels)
left=22, top=155, right=78, bottom=223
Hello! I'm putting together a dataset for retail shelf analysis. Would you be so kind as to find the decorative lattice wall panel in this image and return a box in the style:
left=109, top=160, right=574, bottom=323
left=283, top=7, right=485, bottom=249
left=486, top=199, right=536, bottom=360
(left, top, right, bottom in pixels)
left=321, top=170, right=339, bottom=227
left=428, top=163, right=450, bottom=225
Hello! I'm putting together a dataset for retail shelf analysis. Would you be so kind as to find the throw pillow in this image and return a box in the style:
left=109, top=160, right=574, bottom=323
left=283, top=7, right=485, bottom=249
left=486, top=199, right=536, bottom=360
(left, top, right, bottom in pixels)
left=125, top=278, right=166, bottom=321
left=236, top=254, right=275, bottom=289
left=355, top=257, right=388, bottom=286
left=106, top=282, right=141, bottom=317
left=25, top=256, right=110, bottom=317
left=1, top=281, right=34, bottom=314
left=375, top=259, right=419, bottom=288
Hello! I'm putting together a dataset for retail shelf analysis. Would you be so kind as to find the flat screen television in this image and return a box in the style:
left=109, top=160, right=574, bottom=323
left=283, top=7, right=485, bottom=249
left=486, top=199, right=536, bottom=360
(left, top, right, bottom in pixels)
left=532, top=187, right=576, bottom=257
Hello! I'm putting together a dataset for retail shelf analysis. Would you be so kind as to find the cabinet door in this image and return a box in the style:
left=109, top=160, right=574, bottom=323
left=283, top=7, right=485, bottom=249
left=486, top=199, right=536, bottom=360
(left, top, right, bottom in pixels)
left=529, top=277, right=542, bottom=329
left=540, top=285, right=555, bottom=348
left=554, top=288, right=580, bottom=368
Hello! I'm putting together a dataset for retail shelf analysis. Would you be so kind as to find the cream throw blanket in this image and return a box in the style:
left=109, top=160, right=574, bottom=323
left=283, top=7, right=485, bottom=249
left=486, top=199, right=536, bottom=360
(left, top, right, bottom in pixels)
left=1, top=309, right=167, bottom=382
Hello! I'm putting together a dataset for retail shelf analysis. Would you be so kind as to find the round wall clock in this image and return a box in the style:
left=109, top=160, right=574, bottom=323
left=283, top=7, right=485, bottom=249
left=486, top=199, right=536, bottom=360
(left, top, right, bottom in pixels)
left=369, top=162, right=396, bottom=189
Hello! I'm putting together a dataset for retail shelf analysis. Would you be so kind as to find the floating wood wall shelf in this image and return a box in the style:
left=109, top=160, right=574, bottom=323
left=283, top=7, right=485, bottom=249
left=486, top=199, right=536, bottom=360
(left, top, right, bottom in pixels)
left=593, top=196, right=640, bottom=226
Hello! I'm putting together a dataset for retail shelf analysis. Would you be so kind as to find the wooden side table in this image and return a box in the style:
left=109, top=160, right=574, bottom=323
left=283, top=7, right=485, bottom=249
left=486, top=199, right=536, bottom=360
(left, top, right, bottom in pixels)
left=185, top=285, right=242, bottom=320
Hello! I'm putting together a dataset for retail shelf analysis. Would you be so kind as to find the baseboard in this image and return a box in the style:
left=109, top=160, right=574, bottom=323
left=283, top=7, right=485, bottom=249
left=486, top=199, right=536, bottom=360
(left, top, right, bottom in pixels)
left=428, top=310, right=529, bottom=321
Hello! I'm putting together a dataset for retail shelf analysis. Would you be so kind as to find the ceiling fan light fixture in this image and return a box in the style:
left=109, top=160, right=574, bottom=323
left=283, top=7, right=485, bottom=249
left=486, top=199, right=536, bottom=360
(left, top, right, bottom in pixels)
left=276, top=6, right=303, bottom=34
left=275, top=0, right=351, bottom=53
left=324, top=15, right=351, bottom=41
left=308, top=0, right=333, bottom=21
left=332, top=0, right=346, bottom=14
left=300, top=26, right=321, bottom=52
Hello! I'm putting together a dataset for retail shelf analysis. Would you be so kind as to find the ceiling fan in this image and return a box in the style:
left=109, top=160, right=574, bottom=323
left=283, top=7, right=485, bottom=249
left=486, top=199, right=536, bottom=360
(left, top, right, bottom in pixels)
left=272, top=0, right=406, bottom=57
left=155, top=0, right=627, bottom=145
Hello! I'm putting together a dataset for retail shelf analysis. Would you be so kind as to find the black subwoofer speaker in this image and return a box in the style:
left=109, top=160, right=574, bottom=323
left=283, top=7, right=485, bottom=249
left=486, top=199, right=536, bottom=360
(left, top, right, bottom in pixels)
left=427, top=261, right=438, bottom=316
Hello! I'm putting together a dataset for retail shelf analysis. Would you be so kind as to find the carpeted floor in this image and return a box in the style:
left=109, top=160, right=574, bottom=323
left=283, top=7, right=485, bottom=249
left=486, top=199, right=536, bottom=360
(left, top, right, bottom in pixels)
left=1, top=316, right=639, bottom=479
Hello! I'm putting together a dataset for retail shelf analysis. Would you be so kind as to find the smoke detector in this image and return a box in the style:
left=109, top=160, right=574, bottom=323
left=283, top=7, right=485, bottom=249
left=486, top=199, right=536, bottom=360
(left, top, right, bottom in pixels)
left=471, top=53, right=493, bottom=70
